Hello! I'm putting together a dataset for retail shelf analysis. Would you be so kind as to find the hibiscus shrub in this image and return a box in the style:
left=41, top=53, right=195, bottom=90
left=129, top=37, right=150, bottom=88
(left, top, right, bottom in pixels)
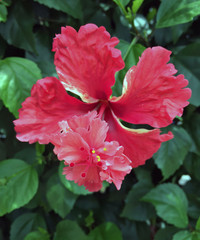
left=0, top=0, right=200, bottom=239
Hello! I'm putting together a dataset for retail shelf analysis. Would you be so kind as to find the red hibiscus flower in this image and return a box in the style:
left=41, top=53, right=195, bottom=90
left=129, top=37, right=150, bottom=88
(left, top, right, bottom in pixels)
left=52, top=111, right=131, bottom=191
left=14, top=23, right=191, bottom=174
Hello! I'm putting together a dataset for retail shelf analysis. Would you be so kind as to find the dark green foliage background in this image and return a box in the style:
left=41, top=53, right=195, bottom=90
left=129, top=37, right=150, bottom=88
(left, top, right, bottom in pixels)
left=0, top=0, right=200, bottom=239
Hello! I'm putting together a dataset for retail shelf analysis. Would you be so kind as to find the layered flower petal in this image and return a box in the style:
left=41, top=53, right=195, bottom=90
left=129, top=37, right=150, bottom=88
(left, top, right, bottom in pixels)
left=104, top=108, right=173, bottom=167
left=110, top=47, right=191, bottom=128
left=53, top=131, right=90, bottom=163
left=53, top=111, right=132, bottom=192
left=100, top=148, right=132, bottom=190
left=63, top=163, right=102, bottom=192
left=14, top=77, right=94, bottom=144
left=53, top=24, right=124, bottom=102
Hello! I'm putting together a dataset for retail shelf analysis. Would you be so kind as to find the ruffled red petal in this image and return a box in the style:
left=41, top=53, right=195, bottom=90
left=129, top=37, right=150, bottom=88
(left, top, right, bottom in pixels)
left=14, top=77, right=94, bottom=144
left=53, top=24, right=124, bottom=102
left=63, top=164, right=102, bottom=192
left=110, top=47, right=191, bottom=128
left=52, top=131, right=90, bottom=162
left=104, top=109, right=173, bottom=168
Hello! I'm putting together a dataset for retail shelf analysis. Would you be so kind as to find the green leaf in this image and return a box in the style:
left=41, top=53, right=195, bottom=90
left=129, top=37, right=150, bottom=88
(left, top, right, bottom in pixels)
left=172, top=230, right=192, bottom=240
left=156, top=0, right=200, bottom=28
left=85, top=211, right=95, bottom=228
left=142, top=183, right=189, bottom=228
left=26, top=31, right=56, bottom=78
left=154, top=127, right=192, bottom=180
left=0, top=2, right=36, bottom=52
left=147, top=7, right=157, bottom=22
left=113, top=40, right=145, bottom=96
left=89, top=222, right=122, bottom=240
left=1, top=0, right=11, bottom=7
left=0, top=159, right=38, bottom=216
left=59, top=162, right=91, bottom=195
left=10, top=213, right=46, bottom=240
left=192, top=232, right=200, bottom=240
left=172, top=43, right=200, bottom=107
left=184, top=153, right=200, bottom=181
left=54, top=220, right=88, bottom=240
left=0, top=57, right=42, bottom=117
left=0, top=4, right=7, bottom=22
left=47, top=183, right=78, bottom=218
left=33, top=0, right=82, bottom=20
left=196, top=217, right=200, bottom=230
left=184, top=113, right=200, bottom=155
left=132, top=0, right=144, bottom=14
left=183, top=181, right=200, bottom=220
left=121, top=0, right=131, bottom=6
left=121, top=177, right=155, bottom=221
left=154, top=23, right=191, bottom=45
left=24, top=228, right=50, bottom=240
left=0, top=141, right=6, bottom=160
left=154, top=226, right=178, bottom=240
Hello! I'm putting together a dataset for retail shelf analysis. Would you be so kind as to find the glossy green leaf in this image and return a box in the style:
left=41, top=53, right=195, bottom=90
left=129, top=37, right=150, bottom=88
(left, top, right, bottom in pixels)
left=156, top=0, right=200, bottom=28
left=26, top=31, right=56, bottom=78
left=154, top=226, right=178, bottom=240
left=0, top=57, right=41, bottom=117
left=33, top=0, right=82, bottom=20
left=154, top=127, right=192, bottom=180
left=132, top=0, right=144, bottom=14
left=121, top=0, right=131, bottom=6
left=154, top=23, right=191, bottom=45
left=142, top=183, right=189, bottom=228
left=0, top=4, right=7, bottom=22
left=0, top=159, right=38, bottom=216
left=196, top=217, right=200, bottom=230
left=47, top=183, right=77, bottom=218
left=59, top=162, right=91, bottom=195
left=24, top=228, right=50, bottom=240
left=185, top=113, right=200, bottom=155
left=172, top=230, right=192, bottom=240
left=172, top=43, right=200, bottom=107
left=0, top=2, right=36, bottom=52
left=113, top=40, right=145, bottom=96
left=54, top=220, right=88, bottom=240
left=121, top=176, right=155, bottom=221
left=184, top=153, right=200, bottom=181
left=192, top=232, right=200, bottom=240
left=89, top=222, right=122, bottom=240
left=183, top=181, right=200, bottom=220
left=10, top=213, right=46, bottom=240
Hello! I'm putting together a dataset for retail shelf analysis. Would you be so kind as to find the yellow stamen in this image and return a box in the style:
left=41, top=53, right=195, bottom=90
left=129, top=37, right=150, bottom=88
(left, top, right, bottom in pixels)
left=103, top=148, right=107, bottom=151
left=92, top=150, right=95, bottom=154
left=96, top=155, right=101, bottom=162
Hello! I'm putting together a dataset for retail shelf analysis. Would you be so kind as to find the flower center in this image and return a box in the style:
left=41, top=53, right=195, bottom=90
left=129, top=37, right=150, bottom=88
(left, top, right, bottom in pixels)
left=98, top=100, right=109, bottom=119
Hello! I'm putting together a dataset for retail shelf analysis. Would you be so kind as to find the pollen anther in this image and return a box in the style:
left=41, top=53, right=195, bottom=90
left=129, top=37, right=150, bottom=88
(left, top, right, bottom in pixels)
left=103, top=148, right=107, bottom=151
left=96, top=155, right=101, bottom=162
left=91, top=149, right=95, bottom=154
